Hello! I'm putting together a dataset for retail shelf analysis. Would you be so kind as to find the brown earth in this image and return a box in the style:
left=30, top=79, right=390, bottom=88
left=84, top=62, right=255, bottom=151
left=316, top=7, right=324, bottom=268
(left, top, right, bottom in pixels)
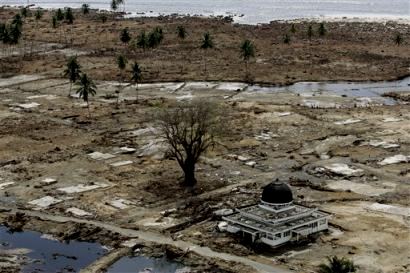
left=0, top=8, right=409, bottom=85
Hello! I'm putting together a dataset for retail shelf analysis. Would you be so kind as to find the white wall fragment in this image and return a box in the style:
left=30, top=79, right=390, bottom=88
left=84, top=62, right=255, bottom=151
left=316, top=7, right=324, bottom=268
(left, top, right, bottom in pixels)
left=334, top=119, right=362, bottom=125
left=322, top=163, right=363, bottom=176
left=17, top=102, right=40, bottom=109
left=367, top=203, right=410, bottom=217
left=110, top=160, right=133, bottom=167
left=88, top=152, right=116, bottom=160
left=58, top=183, right=110, bottom=194
left=66, top=207, right=92, bottom=217
left=378, top=154, right=409, bottom=165
left=29, top=196, right=62, bottom=208
left=0, top=182, right=15, bottom=189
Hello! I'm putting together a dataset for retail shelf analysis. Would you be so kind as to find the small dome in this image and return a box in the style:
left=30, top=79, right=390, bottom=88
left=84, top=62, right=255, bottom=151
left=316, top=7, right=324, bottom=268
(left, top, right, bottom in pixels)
left=261, top=181, right=293, bottom=204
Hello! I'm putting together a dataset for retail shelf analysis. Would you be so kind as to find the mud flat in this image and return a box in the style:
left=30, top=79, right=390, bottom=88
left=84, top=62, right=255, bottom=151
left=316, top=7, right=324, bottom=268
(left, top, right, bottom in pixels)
left=0, top=71, right=409, bottom=272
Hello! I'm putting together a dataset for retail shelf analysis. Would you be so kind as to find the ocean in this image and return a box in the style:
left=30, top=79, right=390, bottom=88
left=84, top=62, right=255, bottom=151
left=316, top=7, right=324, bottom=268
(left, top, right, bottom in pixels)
left=1, top=0, right=409, bottom=24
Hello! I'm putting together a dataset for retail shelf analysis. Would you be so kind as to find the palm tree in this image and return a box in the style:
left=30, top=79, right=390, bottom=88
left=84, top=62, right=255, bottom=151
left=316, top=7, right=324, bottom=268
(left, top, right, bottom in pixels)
left=318, top=256, right=356, bottom=273
left=116, top=55, right=127, bottom=106
left=148, top=27, right=164, bottom=49
left=111, top=0, right=118, bottom=12
left=34, top=9, right=43, bottom=28
left=65, top=8, right=74, bottom=24
left=131, top=62, right=142, bottom=102
left=52, top=16, right=58, bottom=29
left=240, top=39, right=255, bottom=77
left=76, top=73, right=97, bottom=117
left=394, top=33, right=403, bottom=46
left=283, top=33, right=291, bottom=44
left=177, top=25, right=187, bottom=40
left=82, top=4, right=90, bottom=15
left=136, top=30, right=148, bottom=52
left=200, top=32, right=214, bottom=75
left=318, top=22, right=326, bottom=37
left=116, top=0, right=125, bottom=12
left=290, top=24, right=296, bottom=34
left=20, top=7, right=29, bottom=18
left=9, top=23, right=22, bottom=44
left=63, top=56, right=81, bottom=97
left=12, top=14, right=23, bottom=30
left=56, top=8, right=64, bottom=21
left=120, top=27, right=131, bottom=48
left=307, top=25, right=313, bottom=41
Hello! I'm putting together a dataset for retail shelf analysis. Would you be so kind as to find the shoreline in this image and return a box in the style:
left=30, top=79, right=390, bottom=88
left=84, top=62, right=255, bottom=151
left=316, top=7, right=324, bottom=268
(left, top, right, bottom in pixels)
left=1, top=4, right=410, bottom=26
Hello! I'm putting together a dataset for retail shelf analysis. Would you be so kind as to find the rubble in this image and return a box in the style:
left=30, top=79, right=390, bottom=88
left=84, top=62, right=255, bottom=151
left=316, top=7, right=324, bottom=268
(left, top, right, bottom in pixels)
left=88, top=152, right=116, bottom=160
left=109, top=198, right=135, bottom=209
left=214, top=209, right=234, bottom=217
left=365, top=140, right=400, bottom=149
left=326, top=180, right=393, bottom=196
left=0, top=181, right=15, bottom=189
left=320, top=163, right=363, bottom=176
left=57, top=183, right=110, bottom=194
left=114, top=147, right=136, bottom=154
left=66, top=207, right=93, bottom=217
left=28, top=196, right=63, bottom=209
left=110, top=160, right=133, bottom=167
left=366, top=203, right=410, bottom=217
left=16, top=102, right=40, bottom=109
left=334, top=119, right=362, bottom=125
left=40, top=178, right=57, bottom=186
left=378, top=154, right=409, bottom=165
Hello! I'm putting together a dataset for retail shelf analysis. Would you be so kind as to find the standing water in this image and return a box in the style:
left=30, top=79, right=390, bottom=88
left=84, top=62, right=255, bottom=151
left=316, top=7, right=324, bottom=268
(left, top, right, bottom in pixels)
left=1, top=0, right=409, bottom=24
left=0, top=226, right=108, bottom=273
left=107, top=256, right=185, bottom=273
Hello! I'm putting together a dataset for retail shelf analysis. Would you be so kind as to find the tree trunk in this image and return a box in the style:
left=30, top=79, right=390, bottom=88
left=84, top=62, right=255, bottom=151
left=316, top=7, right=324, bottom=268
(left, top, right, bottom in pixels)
left=68, top=82, right=72, bottom=97
left=87, top=101, right=91, bottom=118
left=136, top=84, right=139, bottom=103
left=183, top=161, right=197, bottom=187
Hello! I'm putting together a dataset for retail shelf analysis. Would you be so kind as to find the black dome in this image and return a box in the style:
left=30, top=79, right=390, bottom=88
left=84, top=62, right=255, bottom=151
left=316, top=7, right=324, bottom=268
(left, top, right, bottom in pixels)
left=261, top=182, right=293, bottom=204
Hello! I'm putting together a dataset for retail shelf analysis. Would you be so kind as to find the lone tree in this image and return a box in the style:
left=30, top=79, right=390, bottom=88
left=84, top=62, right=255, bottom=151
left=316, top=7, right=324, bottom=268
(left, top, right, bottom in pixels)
left=64, top=56, right=81, bottom=97
left=131, top=62, right=142, bottom=102
left=318, top=256, right=356, bottom=273
left=240, top=39, right=255, bottom=77
left=158, top=100, right=223, bottom=187
left=76, top=73, right=97, bottom=117
left=200, top=32, right=214, bottom=74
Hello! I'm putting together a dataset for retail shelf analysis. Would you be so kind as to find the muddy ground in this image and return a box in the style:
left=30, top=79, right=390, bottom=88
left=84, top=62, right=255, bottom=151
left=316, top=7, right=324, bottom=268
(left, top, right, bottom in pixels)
left=0, top=7, right=410, bottom=273
left=0, top=74, right=408, bottom=272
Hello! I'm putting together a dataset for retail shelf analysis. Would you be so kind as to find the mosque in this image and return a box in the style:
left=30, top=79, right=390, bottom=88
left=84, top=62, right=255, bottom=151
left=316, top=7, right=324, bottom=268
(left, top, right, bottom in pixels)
left=223, top=180, right=330, bottom=247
